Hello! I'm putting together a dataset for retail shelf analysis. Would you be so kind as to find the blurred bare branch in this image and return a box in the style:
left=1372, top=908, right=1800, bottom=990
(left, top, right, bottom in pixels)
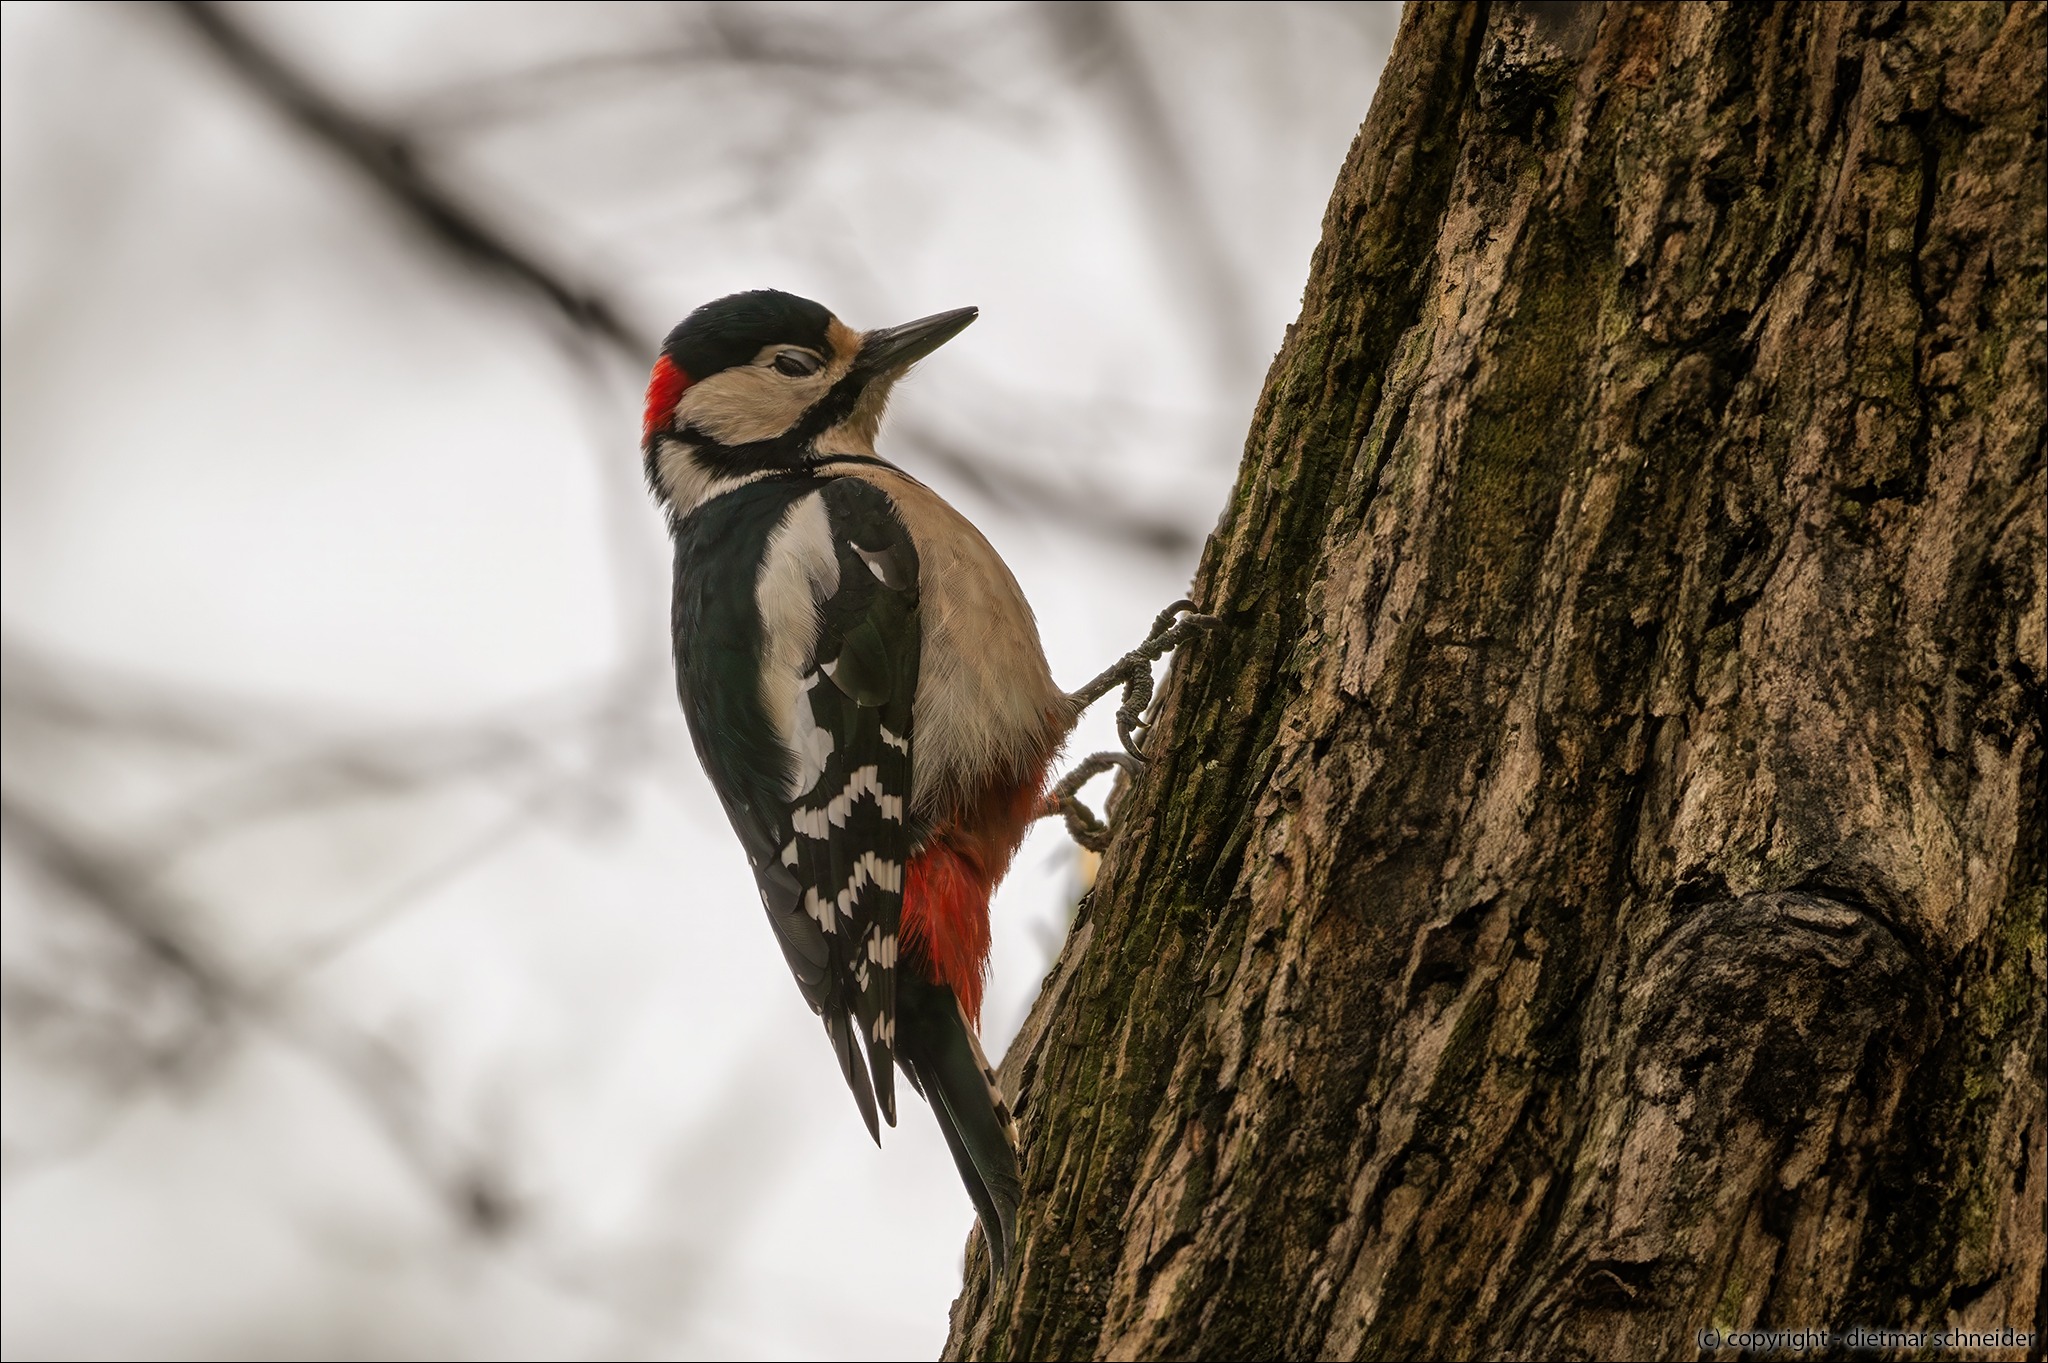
left=171, top=0, right=649, bottom=355
left=0, top=628, right=669, bottom=1237
left=894, top=419, right=1199, bottom=556
left=1039, top=2, right=1260, bottom=382
left=3, top=792, right=232, bottom=1029
left=2, top=638, right=662, bottom=868
left=169, top=0, right=1201, bottom=555
left=3, top=2, right=1389, bottom=1350
left=400, top=2, right=1039, bottom=134
left=1, top=787, right=518, bottom=1230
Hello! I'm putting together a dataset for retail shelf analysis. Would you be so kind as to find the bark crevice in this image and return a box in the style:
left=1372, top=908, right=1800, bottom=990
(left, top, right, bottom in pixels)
left=947, top=3, right=2045, bottom=1358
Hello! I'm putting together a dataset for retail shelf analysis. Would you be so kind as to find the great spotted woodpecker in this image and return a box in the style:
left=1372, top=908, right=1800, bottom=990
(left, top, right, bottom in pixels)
left=645, top=289, right=1208, bottom=1274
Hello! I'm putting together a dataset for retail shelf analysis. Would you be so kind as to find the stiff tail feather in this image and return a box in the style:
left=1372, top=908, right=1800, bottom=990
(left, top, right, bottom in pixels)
left=897, top=974, right=1021, bottom=1277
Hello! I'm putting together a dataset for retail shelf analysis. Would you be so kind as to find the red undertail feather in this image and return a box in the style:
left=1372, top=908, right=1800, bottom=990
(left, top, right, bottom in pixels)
left=643, top=355, right=690, bottom=441
left=903, top=845, right=991, bottom=1022
left=902, top=755, right=1055, bottom=1026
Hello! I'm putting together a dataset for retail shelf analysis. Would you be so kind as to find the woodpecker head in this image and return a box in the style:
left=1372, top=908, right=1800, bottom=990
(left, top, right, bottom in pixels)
left=644, top=289, right=977, bottom=514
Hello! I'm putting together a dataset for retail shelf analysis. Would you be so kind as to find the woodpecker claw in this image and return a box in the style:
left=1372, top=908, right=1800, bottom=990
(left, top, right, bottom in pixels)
left=1046, top=601, right=1220, bottom=849
left=1064, top=600, right=1218, bottom=715
left=1040, top=751, right=1138, bottom=852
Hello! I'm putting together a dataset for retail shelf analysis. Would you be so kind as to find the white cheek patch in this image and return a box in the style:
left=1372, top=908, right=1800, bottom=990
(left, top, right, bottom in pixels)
left=674, top=366, right=826, bottom=447
left=669, top=336, right=862, bottom=453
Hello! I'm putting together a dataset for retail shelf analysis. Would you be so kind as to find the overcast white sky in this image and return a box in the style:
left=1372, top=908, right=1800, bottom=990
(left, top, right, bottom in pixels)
left=1, top=3, right=1394, bottom=1356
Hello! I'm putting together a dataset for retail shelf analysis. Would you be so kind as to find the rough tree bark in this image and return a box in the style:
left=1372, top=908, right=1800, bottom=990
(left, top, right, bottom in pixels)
left=947, top=3, right=2045, bottom=1359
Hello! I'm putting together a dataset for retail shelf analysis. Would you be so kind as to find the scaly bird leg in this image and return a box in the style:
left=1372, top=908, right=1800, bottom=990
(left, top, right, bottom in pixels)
left=1042, top=600, right=1220, bottom=851
left=1043, top=751, right=1138, bottom=853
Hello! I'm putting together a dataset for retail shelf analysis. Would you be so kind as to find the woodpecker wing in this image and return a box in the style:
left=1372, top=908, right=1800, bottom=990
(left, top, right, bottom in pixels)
left=778, top=476, right=919, bottom=1139
left=670, top=476, right=918, bottom=1142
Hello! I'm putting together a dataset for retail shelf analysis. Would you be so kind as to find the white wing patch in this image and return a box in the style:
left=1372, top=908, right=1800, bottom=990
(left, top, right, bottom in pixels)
left=766, top=471, right=918, bottom=1137
left=787, top=673, right=836, bottom=797
left=755, top=493, right=841, bottom=798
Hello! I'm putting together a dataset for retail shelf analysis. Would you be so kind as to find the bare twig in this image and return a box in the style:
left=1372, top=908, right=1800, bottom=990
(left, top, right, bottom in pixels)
left=169, top=0, right=1201, bottom=556
left=172, top=0, right=648, bottom=354
left=1, top=639, right=662, bottom=871
left=1037, top=2, right=1260, bottom=383
left=894, top=420, right=1202, bottom=556
left=0, top=790, right=516, bottom=1232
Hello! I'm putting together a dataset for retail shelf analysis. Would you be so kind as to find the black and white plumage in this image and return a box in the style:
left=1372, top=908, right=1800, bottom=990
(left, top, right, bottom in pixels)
left=650, top=291, right=1070, bottom=1274
left=688, top=475, right=920, bottom=1133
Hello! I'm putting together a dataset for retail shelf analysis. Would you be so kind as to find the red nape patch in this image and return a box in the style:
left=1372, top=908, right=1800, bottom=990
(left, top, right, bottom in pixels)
left=642, top=354, right=690, bottom=441
left=903, top=844, right=995, bottom=1025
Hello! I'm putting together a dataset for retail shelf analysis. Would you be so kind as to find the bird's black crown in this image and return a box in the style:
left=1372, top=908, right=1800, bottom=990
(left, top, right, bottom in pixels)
left=662, top=290, right=835, bottom=381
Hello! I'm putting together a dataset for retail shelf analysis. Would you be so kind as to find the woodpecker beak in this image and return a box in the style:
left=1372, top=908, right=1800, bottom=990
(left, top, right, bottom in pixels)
left=856, top=307, right=978, bottom=378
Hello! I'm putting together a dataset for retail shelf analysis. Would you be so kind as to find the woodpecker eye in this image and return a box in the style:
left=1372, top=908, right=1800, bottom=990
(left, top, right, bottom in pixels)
left=772, top=349, right=822, bottom=377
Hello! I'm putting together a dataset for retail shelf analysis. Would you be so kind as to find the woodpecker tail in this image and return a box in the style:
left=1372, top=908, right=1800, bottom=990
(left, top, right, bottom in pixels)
left=897, top=973, right=1021, bottom=1277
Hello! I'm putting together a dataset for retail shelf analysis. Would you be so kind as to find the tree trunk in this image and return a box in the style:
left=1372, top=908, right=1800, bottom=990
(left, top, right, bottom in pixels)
left=947, top=3, right=2045, bottom=1359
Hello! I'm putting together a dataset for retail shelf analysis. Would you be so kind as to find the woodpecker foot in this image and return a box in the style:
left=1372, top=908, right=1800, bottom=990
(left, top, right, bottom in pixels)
left=1040, top=751, right=1138, bottom=852
left=1064, top=599, right=1219, bottom=761
left=1043, top=601, right=1219, bottom=850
